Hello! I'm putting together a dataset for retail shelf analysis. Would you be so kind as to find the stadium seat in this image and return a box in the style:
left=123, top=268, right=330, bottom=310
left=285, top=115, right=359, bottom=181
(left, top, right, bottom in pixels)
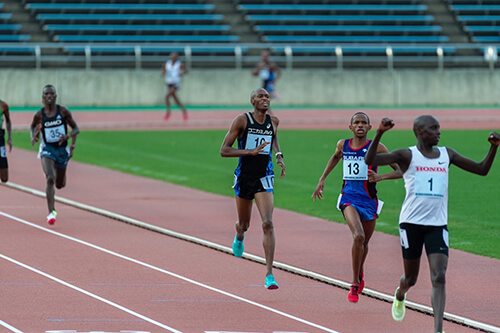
left=26, top=3, right=215, bottom=14
left=263, top=35, right=449, bottom=42
left=54, top=35, right=240, bottom=42
left=238, top=4, right=428, bottom=14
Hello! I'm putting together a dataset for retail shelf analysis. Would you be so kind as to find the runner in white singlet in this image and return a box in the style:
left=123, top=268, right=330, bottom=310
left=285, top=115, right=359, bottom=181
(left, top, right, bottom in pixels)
left=365, top=115, right=499, bottom=333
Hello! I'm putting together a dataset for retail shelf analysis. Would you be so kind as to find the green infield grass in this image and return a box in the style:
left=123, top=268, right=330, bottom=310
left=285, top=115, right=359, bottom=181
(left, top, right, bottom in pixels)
left=12, top=129, right=500, bottom=259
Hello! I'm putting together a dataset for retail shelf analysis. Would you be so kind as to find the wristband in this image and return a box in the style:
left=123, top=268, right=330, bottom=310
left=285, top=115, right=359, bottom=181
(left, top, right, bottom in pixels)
left=275, top=152, right=283, bottom=158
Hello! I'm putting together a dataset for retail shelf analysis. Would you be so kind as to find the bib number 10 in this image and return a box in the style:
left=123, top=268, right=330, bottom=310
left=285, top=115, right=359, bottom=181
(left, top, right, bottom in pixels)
left=245, top=133, right=272, bottom=155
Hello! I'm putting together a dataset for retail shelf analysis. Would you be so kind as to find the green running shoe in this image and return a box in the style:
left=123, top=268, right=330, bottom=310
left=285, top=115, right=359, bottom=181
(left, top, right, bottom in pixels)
left=265, top=274, right=279, bottom=290
left=232, top=233, right=244, bottom=257
left=392, top=287, right=406, bottom=322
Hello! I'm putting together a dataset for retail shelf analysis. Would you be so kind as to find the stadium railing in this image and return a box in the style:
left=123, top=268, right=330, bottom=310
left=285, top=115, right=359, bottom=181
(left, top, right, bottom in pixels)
left=0, top=42, right=498, bottom=70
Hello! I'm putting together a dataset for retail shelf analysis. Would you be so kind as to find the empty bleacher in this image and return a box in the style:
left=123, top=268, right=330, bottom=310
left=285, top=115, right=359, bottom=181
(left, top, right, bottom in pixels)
left=24, top=1, right=239, bottom=44
left=0, top=0, right=497, bottom=69
left=237, top=1, right=447, bottom=44
left=0, top=3, right=30, bottom=42
left=448, top=0, right=500, bottom=43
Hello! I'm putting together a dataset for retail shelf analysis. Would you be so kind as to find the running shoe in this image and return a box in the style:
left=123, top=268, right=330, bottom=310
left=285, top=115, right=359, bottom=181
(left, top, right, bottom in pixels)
left=47, top=210, right=57, bottom=225
left=182, top=112, right=188, bottom=121
left=232, top=233, right=244, bottom=257
left=392, top=287, right=406, bottom=322
left=348, top=284, right=360, bottom=303
left=265, top=274, right=279, bottom=290
left=164, top=113, right=171, bottom=121
left=359, top=271, right=365, bottom=293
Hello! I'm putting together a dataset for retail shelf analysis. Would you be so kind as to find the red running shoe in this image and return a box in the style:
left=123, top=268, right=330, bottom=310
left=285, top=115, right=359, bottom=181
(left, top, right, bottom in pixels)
left=359, top=272, right=365, bottom=293
left=348, top=284, right=360, bottom=303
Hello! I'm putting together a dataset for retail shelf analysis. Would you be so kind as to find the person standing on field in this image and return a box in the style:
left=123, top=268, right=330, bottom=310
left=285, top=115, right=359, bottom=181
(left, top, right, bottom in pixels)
left=162, top=52, right=188, bottom=121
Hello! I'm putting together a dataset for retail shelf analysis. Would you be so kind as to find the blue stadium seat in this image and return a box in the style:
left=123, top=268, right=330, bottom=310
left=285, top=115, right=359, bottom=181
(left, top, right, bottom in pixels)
left=263, top=35, right=449, bottom=42
left=26, top=3, right=215, bottom=13
left=54, top=35, right=240, bottom=42
left=465, top=26, right=500, bottom=32
left=234, top=0, right=421, bottom=3
left=0, top=35, right=31, bottom=41
left=458, top=15, right=500, bottom=21
left=473, top=36, right=500, bottom=41
left=0, top=13, right=12, bottom=22
left=36, top=14, right=224, bottom=24
left=245, top=15, right=435, bottom=23
left=254, top=25, right=442, bottom=33
left=0, top=24, right=22, bottom=31
left=44, top=24, right=231, bottom=33
left=238, top=4, right=428, bottom=13
left=451, top=5, right=500, bottom=13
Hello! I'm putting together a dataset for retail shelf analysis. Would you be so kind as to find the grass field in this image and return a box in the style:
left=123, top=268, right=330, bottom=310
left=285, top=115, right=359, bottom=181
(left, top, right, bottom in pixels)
left=12, top=128, right=500, bottom=259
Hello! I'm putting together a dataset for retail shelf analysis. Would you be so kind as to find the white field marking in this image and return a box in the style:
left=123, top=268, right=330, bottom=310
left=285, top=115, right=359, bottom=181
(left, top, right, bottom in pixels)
left=0, top=319, right=23, bottom=333
left=0, top=254, right=182, bottom=333
left=3, top=182, right=500, bottom=333
left=0, top=211, right=340, bottom=333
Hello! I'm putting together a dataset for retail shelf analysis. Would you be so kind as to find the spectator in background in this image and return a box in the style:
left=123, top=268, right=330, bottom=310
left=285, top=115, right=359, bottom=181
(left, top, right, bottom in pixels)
left=162, top=52, right=188, bottom=121
left=252, top=50, right=281, bottom=104
left=0, top=98, right=12, bottom=182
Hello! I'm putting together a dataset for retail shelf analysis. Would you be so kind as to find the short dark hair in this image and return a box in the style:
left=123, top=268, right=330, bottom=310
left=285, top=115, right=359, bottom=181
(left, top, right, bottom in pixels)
left=351, top=112, right=370, bottom=125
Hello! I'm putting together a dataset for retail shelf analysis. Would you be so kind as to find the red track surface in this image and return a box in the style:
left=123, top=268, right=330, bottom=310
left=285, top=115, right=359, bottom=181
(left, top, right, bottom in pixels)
left=1, top=108, right=499, bottom=333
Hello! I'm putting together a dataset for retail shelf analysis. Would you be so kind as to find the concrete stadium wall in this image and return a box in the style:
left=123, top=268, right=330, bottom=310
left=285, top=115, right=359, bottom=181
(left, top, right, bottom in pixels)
left=1, top=68, right=499, bottom=107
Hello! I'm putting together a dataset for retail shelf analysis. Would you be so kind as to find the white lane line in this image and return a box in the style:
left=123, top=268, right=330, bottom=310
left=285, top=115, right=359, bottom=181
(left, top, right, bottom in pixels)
left=0, top=211, right=340, bottom=333
left=0, top=319, right=23, bottom=333
left=3, top=182, right=500, bottom=333
left=0, top=252, right=182, bottom=333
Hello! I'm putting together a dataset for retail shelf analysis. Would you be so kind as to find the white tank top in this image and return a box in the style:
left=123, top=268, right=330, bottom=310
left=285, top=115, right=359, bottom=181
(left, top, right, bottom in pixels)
left=165, top=60, right=182, bottom=85
left=399, top=146, right=449, bottom=226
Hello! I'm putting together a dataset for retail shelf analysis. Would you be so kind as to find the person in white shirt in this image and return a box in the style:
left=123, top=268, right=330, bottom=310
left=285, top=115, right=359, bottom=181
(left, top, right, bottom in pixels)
left=365, top=115, right=499, bottom=333
left=161, top=52, right=188, bottom=121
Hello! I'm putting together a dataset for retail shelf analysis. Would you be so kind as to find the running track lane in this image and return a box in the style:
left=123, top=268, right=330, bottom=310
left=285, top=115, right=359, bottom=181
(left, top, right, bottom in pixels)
left=6, top=147, right=500, bottom=330
left=0, top=158, right=496, bottom=333
left=0, top=188, right=474, bottom=333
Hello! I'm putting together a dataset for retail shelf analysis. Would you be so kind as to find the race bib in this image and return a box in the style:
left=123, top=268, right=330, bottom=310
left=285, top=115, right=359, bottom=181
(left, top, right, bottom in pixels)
left=414, top=171, right=446, bottom=198
left=260, top=175, right=274, bottom=190
left=245, top=133, right=272, bottom=155
left=0, top=146, right=6, bottom=158
left=343, top=159, right=368, bottom=180
left=44, top=125, right=65, bottom=143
